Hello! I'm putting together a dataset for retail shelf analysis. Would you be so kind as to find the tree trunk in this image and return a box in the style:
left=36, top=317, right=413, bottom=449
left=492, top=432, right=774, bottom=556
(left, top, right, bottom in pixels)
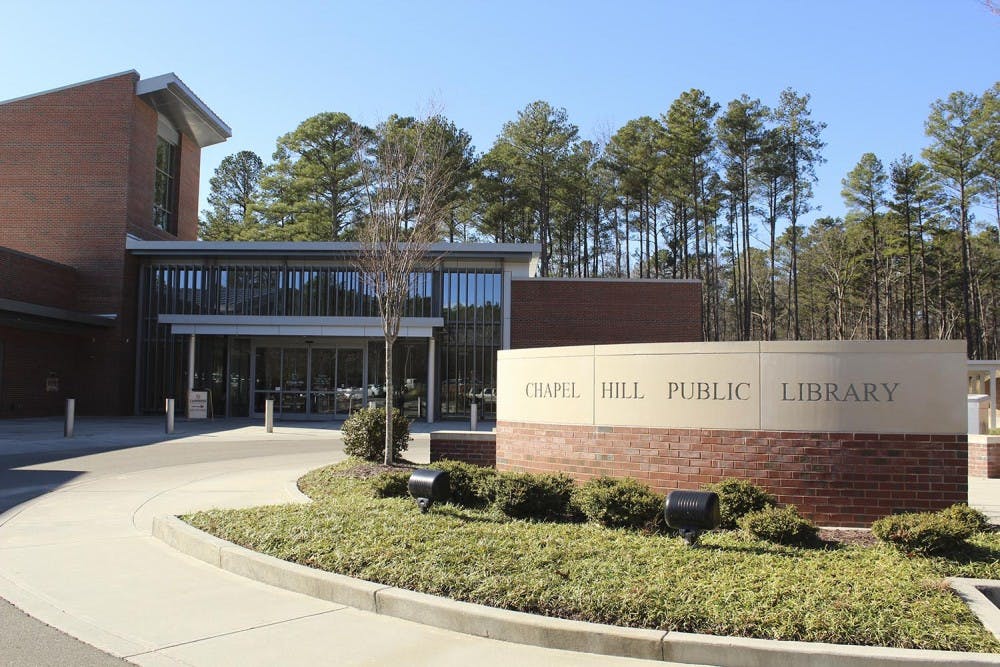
left=384, top=337, right=394, bottom=466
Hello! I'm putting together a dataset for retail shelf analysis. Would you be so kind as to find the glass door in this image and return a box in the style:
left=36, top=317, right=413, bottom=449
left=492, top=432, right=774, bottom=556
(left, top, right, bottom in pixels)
left=310, top=349, right=336, bottom=416
left=281, top=349, right=307, bottom=415
left=253, top=345, right=366, bottom=419
left=335, top=349, right=364, bottom=415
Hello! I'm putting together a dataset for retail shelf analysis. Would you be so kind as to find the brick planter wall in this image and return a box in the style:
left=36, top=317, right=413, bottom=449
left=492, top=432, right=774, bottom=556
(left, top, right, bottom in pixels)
left=969, top=435, right=1000, bottom=478
left=496, top=421, right=967, bottom=527
left=430, top=431, right=497, bottom=467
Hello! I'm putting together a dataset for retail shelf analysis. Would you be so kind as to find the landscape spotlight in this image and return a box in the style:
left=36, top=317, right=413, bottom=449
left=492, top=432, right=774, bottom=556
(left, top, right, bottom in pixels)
left=664, top=490, right=721, bottom=546
left=408, top=469, right=450, bottom=513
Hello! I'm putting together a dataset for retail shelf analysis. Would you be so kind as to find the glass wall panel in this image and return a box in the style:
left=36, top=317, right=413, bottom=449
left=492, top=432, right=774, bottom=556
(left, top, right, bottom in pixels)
left=229, top=338, right=250, bottom=417
left=439, top=269, right=501, bottom=419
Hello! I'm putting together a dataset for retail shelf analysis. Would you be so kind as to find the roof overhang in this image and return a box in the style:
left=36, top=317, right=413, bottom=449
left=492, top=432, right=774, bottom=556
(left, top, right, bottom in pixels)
left=0, top=298, right=117, bottom=331
left=126, top=239, right=541, bottom=262
left=137, top=74, right=231, bottom=148
left=159, top=315, right=443, bottom=338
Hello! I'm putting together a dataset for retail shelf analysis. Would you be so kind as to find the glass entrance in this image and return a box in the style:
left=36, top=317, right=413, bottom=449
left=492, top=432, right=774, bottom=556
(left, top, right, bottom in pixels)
left=253, top=346, right=365, bottom=419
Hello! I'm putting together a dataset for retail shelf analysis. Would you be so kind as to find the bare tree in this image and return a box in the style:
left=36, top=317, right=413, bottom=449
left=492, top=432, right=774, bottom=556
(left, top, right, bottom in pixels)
left=353, top=113, right=456, bottom=465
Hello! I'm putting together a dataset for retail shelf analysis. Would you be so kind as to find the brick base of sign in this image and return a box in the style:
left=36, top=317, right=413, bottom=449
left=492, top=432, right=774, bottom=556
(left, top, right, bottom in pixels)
left=429, top=431, right=497, bottom=467
left=496, top=421, right=967, bottom=527
left=969, top=435, right=1000, bottom=478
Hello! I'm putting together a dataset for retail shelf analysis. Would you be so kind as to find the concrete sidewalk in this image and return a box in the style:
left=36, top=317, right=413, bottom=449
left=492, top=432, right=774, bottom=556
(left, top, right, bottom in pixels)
left=0, top=420, right=671, bottom=667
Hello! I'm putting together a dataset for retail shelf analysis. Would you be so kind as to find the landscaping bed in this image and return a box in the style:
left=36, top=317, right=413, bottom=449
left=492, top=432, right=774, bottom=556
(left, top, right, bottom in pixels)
left=184, top=459, right=1000, bottom=653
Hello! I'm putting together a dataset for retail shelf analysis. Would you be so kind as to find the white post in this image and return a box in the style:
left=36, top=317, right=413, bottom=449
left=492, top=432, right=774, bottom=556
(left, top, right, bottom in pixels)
left=992, top=367, right=998, bottom=430
left=265, top=398, right=274, bottom=433
left=165, top=398, right=175, bottom=434
left=426, top=336, right=436, bottom=423
left=470, top=402, right=478, bottom=431
left=64, top=398, right=75, bottom=438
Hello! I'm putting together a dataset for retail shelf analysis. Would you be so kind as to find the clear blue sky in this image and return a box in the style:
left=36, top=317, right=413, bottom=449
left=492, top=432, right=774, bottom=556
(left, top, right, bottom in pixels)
left=2, top=0, right=998, bottom=240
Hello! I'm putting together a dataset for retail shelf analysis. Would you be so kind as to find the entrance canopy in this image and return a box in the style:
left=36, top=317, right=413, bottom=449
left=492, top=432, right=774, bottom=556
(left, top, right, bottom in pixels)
left=159, top=315, right=443, bottom=338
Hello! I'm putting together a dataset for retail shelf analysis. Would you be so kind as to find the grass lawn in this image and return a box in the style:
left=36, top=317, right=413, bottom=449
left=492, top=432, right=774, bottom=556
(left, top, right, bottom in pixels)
left=184, top=459, right=1000, bottom=653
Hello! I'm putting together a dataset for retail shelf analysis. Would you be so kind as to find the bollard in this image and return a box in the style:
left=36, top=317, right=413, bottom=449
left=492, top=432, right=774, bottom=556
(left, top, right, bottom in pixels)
left=165, top=398, right=175, bottom=434
left=417, top=396, right=422, bottom=418
left=265, top=398, right=274, bottom=433
left=470, top=401, right=478, bottom=431
left=64, top=398, right=75, bottom=438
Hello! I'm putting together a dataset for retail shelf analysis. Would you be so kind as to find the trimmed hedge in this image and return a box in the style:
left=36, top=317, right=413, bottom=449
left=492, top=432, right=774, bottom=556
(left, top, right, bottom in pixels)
left=370, top=470, right=411, bottom=498
left=705, top=478, right=777, bottom=529
left=573, top=476, right=664, bottom=530
left=739, top=506, right=819, bottom=546
left=342, top=407, right=410, bottom=461
left=428, top=460, right=496, bottom=508
left=872, top=510, right=974, bottom=555
left=939, top=503, right=991, bottom=534
left=485, top=471, right=575, bottom=520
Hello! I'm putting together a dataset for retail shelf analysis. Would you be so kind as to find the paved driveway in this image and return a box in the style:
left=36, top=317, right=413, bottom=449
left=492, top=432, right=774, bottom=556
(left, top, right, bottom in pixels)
left=0, top=418, right=674, bottom=666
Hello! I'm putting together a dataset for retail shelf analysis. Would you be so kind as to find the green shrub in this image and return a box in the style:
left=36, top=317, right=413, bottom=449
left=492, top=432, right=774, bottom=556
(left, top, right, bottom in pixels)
left=342, top=407, right=410, bottom=462
left=704, top=478, right=777, bottom=529
left=872, top=511, right=974, bottom=555
left=428, top=460, right=496, bottom=507
left=486, top=471, right=575, bottom=520
left=739, top=505, right=819, bottom=546
left=370, top=470, right=411, bottom=498
left=938, top=503, right=991, bottom=534
left=573, top=476, right=664, bottom=530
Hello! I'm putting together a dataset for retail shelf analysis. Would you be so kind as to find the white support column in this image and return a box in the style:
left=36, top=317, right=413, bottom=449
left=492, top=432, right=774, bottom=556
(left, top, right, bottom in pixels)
left=188, top=334, right=196, bottom=392
left=502, top=271, right=512, bottom=349
left=426, top=336, right=436, bottom=423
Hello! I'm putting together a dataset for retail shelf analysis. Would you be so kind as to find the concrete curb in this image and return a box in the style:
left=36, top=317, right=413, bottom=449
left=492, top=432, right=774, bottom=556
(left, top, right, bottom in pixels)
left=153, top=515, right=1000, bottom=666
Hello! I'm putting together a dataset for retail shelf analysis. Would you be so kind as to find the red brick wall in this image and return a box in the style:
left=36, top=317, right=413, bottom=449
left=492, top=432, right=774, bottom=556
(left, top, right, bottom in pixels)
left=177, top=134, right=201, bottom=241
left=969, top=437, right=1000, bottom=478
left=510, top=279, right=702, bottom=348
left=496, top=421, right=967, bottom=527
left=0, top=72, right=204, bottom=415
left=430, top=433, right=497, bottom=467
left=0, top=248, right=79, bottom=309
left=0, top=325, right=81, bottom=417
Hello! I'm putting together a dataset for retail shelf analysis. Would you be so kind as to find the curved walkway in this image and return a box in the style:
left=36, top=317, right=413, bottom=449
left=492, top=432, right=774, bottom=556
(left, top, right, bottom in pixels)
left=0, top=419, right=672, bottom=666
left=2, top=418, right=999, bottom=666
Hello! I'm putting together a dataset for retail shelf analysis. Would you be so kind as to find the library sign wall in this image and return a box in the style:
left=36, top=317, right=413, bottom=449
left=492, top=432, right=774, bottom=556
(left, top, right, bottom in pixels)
left=498, top=341, right=967, bottom=435
left=495, top=340, right=968, bottom=526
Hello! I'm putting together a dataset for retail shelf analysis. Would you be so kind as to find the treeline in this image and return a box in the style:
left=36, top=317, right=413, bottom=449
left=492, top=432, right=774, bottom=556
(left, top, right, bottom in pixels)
left=200, top=84, right=1000, bottom=358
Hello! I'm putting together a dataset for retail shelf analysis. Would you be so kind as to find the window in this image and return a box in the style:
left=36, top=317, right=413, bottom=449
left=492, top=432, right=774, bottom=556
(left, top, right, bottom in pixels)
left=153, top=136, right=179, bottom=234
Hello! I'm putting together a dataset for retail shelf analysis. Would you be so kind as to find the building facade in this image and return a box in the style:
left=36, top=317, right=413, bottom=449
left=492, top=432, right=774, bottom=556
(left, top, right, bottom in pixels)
left=0, top=72, right=702, bottom=420
left=0, top=71, right=230, bottom=417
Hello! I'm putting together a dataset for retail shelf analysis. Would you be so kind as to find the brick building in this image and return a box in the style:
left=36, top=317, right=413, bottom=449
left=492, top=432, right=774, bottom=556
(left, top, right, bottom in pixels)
left=0, top=72, right=701, bottom=419
left=0, top=71, right=230, bottom=416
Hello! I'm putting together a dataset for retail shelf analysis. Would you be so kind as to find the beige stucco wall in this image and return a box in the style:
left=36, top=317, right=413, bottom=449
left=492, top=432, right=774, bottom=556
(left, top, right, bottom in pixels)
left=497, top=341, right=967, bottom=434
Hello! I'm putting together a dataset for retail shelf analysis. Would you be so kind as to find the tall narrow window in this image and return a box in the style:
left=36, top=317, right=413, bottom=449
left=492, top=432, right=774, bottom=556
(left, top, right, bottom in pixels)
left=153, top=136, right=179, bottom=234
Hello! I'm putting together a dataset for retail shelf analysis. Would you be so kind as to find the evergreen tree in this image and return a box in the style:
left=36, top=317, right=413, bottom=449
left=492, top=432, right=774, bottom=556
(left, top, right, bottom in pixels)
left=262, top=112, right=371, bottom=240
left=199, top=150, right=264, bottom=240
left=492, top=101, right=579, bottom=276
left=923, top=91, right=985, bottom=357
left=773, top=88, right=825, bottom=339
left=842, top=153, right=888, bottom=339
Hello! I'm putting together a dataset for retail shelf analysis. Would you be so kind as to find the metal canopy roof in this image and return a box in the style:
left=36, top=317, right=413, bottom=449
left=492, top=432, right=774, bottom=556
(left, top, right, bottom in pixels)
left=126, top=239, right=541, bottom=261
left=136, top=73, right=231, bottom=148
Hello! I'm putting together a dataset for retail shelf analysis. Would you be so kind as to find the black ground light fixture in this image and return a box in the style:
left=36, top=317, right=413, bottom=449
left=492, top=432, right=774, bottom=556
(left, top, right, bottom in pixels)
left=408, top=469, right=450, bottom=512
left=664, top=490, right=721, bottom=545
